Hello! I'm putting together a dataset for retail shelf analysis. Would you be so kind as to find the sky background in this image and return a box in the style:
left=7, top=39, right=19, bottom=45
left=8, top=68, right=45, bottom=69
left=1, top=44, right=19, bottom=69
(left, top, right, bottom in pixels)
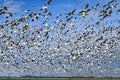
left=0, top=0, right=120, bottom=78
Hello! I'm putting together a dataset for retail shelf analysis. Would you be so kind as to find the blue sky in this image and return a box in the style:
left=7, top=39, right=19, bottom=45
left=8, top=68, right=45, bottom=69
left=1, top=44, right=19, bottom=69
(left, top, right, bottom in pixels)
left=0, top=0, right=120, bottom=26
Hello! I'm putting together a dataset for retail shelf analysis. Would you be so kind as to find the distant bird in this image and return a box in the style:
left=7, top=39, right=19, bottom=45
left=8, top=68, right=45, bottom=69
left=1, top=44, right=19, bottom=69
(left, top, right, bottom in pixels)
left=84, top=3, right=89, bottom=9
left=117, top=9, right=120, bottom=12
left=24, top=9, right=30, bottom=13
left=44, top=23, right=49, bottom=27
left=102, top=9, right=112, bottom=19
left=95, top=36, right=103, bottom=42
left=6, top=12, right=13, bottom=18
left=66, top=16, right=73, bottom=22
left=46, top=0, right=52, bottom=5
left=92, top=3, right=99, bottom=10
left=56, top=13, right=62, bottom=19
left=111, top=4, right=117, bottom=8
left=0, top=6, right=7, bottom=11
left=66, top=9, right=76, bottom=16
left=69, top=23, right=74, bottom=29
left=40, top=5, right=48, bottom=11
left=79, top=9, right=90, bottom=18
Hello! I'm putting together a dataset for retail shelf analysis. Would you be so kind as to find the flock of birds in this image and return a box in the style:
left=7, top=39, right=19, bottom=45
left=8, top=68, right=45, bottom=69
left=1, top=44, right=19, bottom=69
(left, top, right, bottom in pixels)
left=0, top=0, right=120, bottom=78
